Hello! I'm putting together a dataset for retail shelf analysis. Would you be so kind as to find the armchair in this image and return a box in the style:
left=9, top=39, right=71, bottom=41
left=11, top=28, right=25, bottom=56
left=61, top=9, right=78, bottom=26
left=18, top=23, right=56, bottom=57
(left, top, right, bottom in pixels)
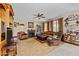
left=17, top=31, right=28, bottom=40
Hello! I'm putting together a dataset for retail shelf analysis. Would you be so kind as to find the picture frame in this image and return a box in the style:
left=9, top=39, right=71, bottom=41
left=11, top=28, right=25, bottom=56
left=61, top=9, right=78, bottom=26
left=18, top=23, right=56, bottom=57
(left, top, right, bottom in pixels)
left=28, top=22, right=34, bottom=28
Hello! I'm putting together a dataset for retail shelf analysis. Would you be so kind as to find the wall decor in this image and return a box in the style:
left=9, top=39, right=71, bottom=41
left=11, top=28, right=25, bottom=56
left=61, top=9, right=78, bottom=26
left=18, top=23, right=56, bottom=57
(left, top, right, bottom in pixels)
left=28, top=22, right=34, bottom=28
left=14, top=22, right=25, bottom=27
left=19, top=24, right=25, bottom=26
left=65, top=14, right=79, bottom=27
left=14, top=22, right=19, bottom=27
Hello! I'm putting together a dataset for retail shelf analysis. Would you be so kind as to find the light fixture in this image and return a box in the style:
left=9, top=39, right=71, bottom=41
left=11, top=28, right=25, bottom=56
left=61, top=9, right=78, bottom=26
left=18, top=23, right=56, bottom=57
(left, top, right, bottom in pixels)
left=33, top=9, right=46, bottom=20
left=33, top=13, right=45, bottom=19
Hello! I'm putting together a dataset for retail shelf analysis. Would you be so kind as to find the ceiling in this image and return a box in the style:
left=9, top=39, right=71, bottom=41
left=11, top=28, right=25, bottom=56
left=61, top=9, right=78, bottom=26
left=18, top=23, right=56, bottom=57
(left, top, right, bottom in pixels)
left=11, top=3, right=79, bottom=21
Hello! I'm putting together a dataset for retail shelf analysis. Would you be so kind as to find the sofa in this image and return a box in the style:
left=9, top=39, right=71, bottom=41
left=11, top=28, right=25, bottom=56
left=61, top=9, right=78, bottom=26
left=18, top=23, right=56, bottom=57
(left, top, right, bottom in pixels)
left=36, top=31, right=63, bottom=45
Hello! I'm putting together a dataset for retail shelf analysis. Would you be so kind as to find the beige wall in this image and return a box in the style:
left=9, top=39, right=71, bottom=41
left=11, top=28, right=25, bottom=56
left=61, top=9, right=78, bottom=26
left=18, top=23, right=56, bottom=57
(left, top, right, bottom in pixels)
left=13, top=19, right=42, bottom=36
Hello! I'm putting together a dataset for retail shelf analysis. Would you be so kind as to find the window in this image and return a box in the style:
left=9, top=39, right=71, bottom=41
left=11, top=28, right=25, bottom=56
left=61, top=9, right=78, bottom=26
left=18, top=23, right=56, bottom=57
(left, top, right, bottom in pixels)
left=53, top=20, right=59, bottom=32
left=49, top=21, right=52, bottom=31
left=44, top=22, right=48, bottom=32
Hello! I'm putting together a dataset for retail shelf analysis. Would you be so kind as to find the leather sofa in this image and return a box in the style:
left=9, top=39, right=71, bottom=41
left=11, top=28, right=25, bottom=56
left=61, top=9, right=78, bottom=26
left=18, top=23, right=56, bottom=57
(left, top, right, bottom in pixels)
left=36, top=31, right=63, bottom=45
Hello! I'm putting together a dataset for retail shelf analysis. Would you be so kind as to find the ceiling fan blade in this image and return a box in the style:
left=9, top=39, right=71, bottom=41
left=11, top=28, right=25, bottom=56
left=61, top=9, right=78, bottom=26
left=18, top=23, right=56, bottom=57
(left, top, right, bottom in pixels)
left=33, top=14, right=37, bottom=16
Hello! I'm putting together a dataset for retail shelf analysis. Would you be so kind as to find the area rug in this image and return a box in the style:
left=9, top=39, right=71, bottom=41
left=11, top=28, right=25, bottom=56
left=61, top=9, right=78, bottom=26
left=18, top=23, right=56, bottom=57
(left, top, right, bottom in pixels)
left=17, top=38, right=63, bottom=56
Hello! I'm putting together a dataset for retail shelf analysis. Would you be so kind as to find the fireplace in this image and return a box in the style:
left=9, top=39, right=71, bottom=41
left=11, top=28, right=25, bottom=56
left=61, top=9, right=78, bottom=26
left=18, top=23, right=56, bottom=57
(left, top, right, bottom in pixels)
left=27, top=29, right=35, bottom=37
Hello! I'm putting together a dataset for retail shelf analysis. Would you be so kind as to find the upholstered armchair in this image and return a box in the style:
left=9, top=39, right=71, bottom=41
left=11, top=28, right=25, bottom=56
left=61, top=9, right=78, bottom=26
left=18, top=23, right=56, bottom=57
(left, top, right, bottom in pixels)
left=17, top=31, right=28, bottom=40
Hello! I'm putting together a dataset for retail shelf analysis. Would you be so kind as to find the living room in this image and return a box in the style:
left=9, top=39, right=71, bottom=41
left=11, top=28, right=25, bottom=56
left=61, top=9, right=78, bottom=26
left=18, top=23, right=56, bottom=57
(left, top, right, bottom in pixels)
left=0, top=3, right=79, bottom=56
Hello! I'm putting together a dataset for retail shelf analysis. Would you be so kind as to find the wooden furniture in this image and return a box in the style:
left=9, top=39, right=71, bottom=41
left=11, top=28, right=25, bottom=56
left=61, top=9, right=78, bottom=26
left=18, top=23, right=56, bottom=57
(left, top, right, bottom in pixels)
left=6, top=45, right=17, bottom=56
left=63, top=34, right=76, bottom=42
left=6, top=36, right=17, bottom=56
left=36, top=34, right=48, bottom=43
left=17, top=31, right=28, bottom=40
left=0, top=4, right=14, bottom=56
left=1, top=45, right=7, bottom=56
left=63, top=34, right=79, bottom=46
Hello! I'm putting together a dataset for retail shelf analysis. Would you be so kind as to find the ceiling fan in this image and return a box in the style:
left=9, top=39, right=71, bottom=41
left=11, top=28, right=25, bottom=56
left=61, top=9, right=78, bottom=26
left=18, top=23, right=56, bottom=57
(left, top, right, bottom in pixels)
left=33, top=13, right=45, bottom=19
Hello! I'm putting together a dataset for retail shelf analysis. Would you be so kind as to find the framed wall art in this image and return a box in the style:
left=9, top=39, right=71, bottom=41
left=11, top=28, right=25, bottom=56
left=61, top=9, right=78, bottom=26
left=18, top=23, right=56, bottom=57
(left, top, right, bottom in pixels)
left=28, top=22, right=34, bottom=28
